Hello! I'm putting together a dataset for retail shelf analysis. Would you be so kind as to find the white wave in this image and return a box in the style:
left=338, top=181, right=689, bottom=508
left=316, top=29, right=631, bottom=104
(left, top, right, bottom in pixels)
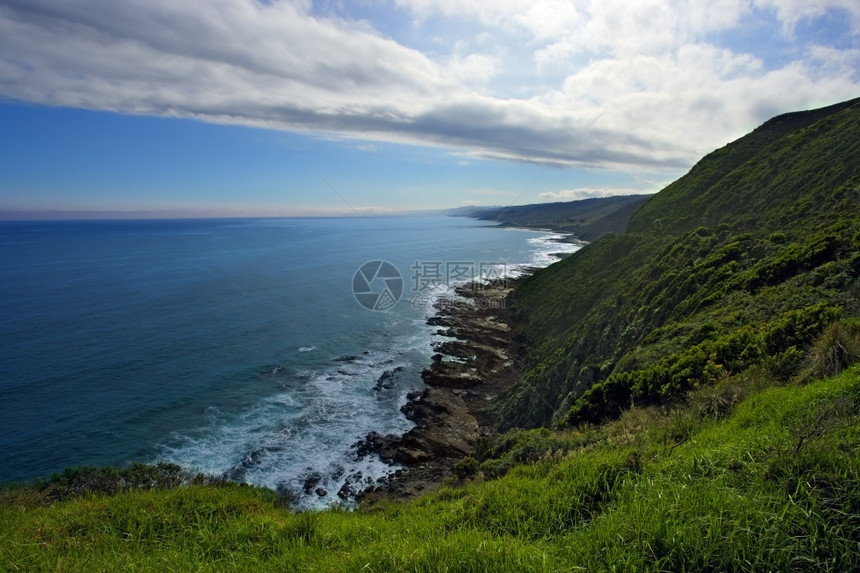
left=513, top=233, right=582, bottom=272
left=157, top=346, right=421, bottom=510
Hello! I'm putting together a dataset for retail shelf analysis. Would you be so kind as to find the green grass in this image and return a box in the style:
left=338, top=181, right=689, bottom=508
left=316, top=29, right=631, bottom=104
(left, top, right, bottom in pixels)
left=4, top=367, right=858, bottom=571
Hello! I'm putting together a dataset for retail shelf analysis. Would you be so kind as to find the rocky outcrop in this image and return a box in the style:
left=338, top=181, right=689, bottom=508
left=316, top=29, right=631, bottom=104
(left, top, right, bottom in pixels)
left=356, top=279, right=521, bottom=501
left=373, top=366, right=405, bottom=391
left=421, top=281, right=515, bottom=390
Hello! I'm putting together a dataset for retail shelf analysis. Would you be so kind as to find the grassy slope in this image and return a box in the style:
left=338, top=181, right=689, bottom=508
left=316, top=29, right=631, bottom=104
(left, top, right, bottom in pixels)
left=3, top=368, right=858, bottom=571
left=497, top=98, right=860, bottom=429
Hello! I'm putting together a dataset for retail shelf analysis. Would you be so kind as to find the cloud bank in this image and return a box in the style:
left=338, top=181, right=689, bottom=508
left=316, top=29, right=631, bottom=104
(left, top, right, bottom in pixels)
left=1, top=0, right=857, bottom=171
left=539, top=187, right=651, bottom=201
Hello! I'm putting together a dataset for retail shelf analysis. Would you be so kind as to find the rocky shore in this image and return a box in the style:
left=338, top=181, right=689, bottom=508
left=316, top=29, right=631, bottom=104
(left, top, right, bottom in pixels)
left=354, top=277, right=526, bottom=502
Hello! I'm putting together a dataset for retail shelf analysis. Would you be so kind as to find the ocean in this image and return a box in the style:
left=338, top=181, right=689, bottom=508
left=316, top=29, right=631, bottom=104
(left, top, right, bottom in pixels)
left=0, top=216, right=579, bottom=508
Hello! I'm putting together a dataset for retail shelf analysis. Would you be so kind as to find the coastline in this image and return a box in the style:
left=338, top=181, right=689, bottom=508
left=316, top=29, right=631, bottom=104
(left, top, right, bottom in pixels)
left=293, top=226, right=583, bottom=504
left=352, top=229, right=583, bottom=503
left=356, top=277, right=524, bottom=502
left=494, top=221, right=589, bottom=245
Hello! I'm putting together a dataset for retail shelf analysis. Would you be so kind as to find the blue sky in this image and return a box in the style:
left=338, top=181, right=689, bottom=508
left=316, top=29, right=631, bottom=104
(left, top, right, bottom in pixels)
left=0, top=0, right=858, bottom=218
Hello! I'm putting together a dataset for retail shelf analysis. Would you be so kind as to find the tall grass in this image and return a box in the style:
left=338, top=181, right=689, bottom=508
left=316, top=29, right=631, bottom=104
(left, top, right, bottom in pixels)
left=803, top=321, right=860, bottom=380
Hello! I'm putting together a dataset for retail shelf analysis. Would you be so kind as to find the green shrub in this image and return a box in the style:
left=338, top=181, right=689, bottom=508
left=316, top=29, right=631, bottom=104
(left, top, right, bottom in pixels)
left=453, top=457, right=479, bottom=478
left=802, top=321, right=860, bottom=380
left=474, top=428, right=580, bottom=479
left=18, top=462, right=232, bottom=505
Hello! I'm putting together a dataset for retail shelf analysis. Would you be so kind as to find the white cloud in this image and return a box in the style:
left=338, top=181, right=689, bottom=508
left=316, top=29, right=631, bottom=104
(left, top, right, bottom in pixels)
left=395, top=0, right=536, bottom=29
left=0, top=0, right=857, bottom=174
left=446, top=51, right=500, bottom=85
left=754, top=0, right=860, bottom=33
left=0, top=0, right=455, bottom=115
left=538, top=187, right=651, bottom=200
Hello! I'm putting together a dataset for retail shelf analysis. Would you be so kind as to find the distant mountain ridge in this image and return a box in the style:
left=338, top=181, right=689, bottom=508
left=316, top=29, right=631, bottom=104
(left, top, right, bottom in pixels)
left=450, top=194, right=650, bottom=241
left=496, top=97, right=860, bottom=428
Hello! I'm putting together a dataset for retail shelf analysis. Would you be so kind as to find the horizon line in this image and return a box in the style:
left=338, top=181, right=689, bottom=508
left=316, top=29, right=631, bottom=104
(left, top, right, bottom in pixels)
left=0, top=208, right=456, bottom=222
left=0, top=193, right=654, bottom=222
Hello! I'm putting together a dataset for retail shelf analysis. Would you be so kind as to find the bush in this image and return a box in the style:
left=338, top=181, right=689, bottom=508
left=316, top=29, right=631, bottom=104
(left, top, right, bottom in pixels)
left=453, top=457, right=479, bottom=479
left=474, top=428, right=579, bottom=479
left=23, top=462, right=229, bottom=505
left=802, top=322, right=860, bottom=380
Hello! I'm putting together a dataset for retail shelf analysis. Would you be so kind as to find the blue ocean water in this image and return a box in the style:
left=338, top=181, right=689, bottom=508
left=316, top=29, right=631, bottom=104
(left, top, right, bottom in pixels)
left=0, top=216, right=578, bottom=507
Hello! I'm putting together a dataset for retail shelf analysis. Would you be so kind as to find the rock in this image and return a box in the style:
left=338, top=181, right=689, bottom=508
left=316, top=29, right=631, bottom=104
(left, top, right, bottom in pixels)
left=373, top=366, right=405, bottom=391
left=376, top=388, right=480, bottom=464
left=357, top=277, right=524, bottom=503
left=353, top=431, right=399, bottom=458
left=426, top=316, right=451, bottom=327
left=413, top=389, right=479, bottom=456
left=421, top=361, right=483, bottom=388
left=302, top=472, right=322, bottom=494
left=337, top=482, right=353, bottom=500
left=432, top=341, right=474, bottom=359
left=315, top=487, right=328, bottom=497
left=332, top=355, right=362, bottom=362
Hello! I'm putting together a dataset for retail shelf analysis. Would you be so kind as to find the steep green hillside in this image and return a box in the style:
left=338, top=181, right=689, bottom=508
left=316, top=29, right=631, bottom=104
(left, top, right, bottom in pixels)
left=629, top=97, right=860, bottom=236
left=498, top=98, right=860, bottom=429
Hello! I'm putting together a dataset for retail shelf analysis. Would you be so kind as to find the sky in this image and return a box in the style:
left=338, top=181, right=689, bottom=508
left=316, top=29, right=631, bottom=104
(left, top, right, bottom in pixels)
left=0, top=0, right=858, bottom=218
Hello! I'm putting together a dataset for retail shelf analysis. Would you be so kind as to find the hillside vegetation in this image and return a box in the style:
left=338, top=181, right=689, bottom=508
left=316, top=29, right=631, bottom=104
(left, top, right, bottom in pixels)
left=2, top=99, right=860, bottom=571
left=498, top=97, right=860, bottom=429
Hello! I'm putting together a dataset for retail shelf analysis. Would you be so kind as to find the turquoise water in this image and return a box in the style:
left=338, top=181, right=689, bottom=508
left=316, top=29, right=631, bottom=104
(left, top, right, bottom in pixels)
left=0, top=216, right=578, bottom=507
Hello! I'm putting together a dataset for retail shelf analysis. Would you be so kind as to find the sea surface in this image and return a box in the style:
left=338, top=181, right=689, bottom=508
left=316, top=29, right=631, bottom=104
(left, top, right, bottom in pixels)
left=0, top=216, right=579, bottom=507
